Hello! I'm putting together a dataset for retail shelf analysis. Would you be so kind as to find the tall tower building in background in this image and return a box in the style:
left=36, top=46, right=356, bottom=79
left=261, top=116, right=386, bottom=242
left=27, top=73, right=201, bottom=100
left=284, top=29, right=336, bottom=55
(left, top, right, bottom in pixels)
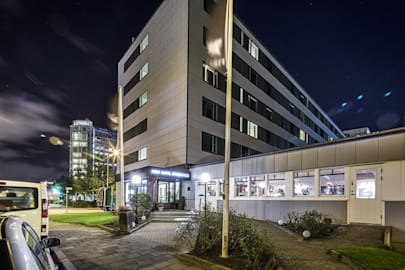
left=69, top=119, right=117, bottom=179
left=117, top=0, right=344, bottom=205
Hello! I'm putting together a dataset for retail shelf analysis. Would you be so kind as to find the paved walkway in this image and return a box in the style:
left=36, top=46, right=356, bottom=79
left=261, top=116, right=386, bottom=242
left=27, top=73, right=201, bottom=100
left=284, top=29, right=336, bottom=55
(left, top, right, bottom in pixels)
left=49, top=222, right=201, bottom=270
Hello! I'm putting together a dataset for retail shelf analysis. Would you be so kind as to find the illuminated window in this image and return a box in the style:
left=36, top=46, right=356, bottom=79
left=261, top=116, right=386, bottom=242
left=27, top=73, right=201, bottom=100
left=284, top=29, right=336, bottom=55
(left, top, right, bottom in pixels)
left=248, top=121, right=258, bottom=138
left=235, top=177, right=248, bottom=197
left=138, top=147, right=147, bottom=161
left=294, top=170, right=315, bottom=196
left=249, top=40, right=259, bottom=60
left=72, top=152, right=82, bottom=158
left=72, top=141, right=87, bottom=147
left=267, top=173, right=286, bottom=197
left=140, top=34, right=148, bottom=53
left=250, top=175, right=265, bottom=197
left=356, top=169, right=376, bottom=199
left=320, top=168, right=345, bottom=196
left=299, top=129, right=308, bottom=143
left=140, top=62, right=148, bottom=80
left=139, top=90, right=148, bottom=107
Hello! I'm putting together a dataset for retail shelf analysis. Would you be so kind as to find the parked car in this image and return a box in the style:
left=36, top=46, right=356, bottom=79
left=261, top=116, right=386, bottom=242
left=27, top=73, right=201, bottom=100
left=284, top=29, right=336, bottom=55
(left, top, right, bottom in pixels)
left=0, top=216, right=60, bottom=270
left=0, top=180, right=50, bottom=239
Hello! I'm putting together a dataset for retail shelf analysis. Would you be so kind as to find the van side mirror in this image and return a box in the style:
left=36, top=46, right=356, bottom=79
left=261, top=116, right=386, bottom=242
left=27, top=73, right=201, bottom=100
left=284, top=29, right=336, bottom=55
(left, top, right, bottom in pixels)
left=43, top=237, right=61, bottom=248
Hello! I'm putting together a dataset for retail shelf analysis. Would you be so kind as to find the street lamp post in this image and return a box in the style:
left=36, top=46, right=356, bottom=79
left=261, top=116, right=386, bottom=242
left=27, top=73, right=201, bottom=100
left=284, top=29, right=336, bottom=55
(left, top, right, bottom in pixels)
left=201, top=173, right=210, bottom=216
left=65, top=187, right=72, bottom=214
left=132, top=175, right=141, bottom=224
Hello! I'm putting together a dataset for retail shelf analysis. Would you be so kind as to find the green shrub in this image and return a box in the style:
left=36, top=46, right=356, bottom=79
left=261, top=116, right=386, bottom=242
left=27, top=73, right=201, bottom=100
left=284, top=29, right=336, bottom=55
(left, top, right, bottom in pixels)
left=130, top=193, right=152, bottom=218
left=193, top=209, right=280, bottom=270
left=285, top=210, right=334, bottom=238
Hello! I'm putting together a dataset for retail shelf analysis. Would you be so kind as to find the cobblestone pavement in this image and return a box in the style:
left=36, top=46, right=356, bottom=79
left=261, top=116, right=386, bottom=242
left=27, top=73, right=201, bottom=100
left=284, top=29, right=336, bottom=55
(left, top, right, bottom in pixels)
left=49, top=222, right=201, bottom=270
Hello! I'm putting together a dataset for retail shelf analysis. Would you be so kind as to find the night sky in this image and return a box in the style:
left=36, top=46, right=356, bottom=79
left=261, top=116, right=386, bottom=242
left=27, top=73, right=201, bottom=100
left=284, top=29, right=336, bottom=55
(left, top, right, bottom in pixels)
left=1, top=0, right=404, bottom=180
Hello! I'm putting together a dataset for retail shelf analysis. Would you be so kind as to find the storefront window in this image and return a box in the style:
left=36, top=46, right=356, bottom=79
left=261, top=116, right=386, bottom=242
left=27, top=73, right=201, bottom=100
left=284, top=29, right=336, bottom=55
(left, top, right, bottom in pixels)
left=356, top=169, right=376, bottom=199
left=267, top=173, right=286, bottom=197
left=320, top=168, right=345, bottom=196
left=294, top=170, right=315, bottom=196
left=250, top=175, right=265, bottom=197
left=235, top=177, right=248, bottom=197
left=207, top=181, right=217, bottom=197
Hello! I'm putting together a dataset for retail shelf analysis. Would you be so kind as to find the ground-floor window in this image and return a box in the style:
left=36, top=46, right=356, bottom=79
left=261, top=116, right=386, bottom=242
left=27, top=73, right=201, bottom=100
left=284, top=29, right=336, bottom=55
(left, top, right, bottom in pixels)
left=235, top=177, right=248, bottom=197
left=320, top=168, right=345, bottom=196
left=267, top=173, right=286, bottom=197
left=250, top=175, right=266, bottom=197
left=294, top=170, right=315, bottom=196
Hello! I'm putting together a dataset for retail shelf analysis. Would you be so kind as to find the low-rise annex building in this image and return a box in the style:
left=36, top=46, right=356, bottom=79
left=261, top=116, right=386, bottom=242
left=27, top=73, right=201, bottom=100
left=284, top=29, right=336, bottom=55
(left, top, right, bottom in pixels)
left=191, top=127, right=405, bottom=246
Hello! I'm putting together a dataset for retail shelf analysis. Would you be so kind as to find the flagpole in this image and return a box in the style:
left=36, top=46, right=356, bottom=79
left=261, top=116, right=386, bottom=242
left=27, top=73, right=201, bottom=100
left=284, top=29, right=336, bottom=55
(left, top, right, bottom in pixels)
left=118, top=85, right=125, bottom=208
left=222, top=0, right=233, bottom=259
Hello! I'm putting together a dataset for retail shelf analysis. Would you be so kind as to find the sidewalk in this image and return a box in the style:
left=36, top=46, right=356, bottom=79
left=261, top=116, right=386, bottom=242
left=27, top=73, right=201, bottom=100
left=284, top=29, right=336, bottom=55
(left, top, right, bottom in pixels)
left=49, top=222, right=201, bottom=270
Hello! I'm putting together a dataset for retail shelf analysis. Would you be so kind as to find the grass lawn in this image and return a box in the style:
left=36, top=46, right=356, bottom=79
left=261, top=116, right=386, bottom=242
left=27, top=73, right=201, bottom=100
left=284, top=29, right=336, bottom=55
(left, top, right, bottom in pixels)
left=335, top=247, right=405, bottom=270
left=49, top=212, right=118, bottom=227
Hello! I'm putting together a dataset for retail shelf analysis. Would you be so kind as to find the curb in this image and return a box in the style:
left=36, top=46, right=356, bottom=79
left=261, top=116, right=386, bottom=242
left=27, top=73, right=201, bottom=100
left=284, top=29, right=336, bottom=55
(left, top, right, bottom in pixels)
left=327, top=250, right=367, bottom=270
left=176, top=253, right=232, bottom=270
left=51, top=246, right=77, bottom=270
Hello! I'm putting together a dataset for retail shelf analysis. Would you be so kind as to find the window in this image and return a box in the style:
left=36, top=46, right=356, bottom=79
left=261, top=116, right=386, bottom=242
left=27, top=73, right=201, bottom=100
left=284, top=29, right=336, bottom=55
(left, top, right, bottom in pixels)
left=235, top=177, right=248, bottom=197
left=294, top=171, right=315, bottom=196
left=202, top=63, right=217, bottom=87
left=267, top=173, right=286, bottom=197
left=123, top=118, right=147, bottom=142
left=124, top=71, right=140, bottom=95
left=249, top=40, right=259, bottom=60
left=247, top=121, right=258, bottom=138
left=124, top=45, right=140, bottom=72
left=72, top=141, right=87, bottom=147
left=140, top=62, right=148, bottom=80
left=72, top=132, right=86, bottom=141
left=140, top=34, right=148, bottom=53
left=139, top=90, right=148, bottom=107
left=207, top=181, right=217, bottom=197
left=0, top=187, right=38, bottom=211
left=250, top=175, right=265, bottom=197
left=320, top=168, right=345, bottom=196
left=299, top=129, right=307, bottom=142
left=138, top=147, right=147, bottom=161
left=356, top=169, right=376, bottom=199
left=23, top=223, right=49, bottom=269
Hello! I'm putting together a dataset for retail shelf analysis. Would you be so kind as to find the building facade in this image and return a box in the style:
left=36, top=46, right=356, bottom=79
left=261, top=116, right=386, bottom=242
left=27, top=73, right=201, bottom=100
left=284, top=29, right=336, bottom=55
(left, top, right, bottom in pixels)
left=117, top=0, right=344, bottom=206
left=190, top=127, right=405, bottom=247
left=69, top=119, right=117, bottom=179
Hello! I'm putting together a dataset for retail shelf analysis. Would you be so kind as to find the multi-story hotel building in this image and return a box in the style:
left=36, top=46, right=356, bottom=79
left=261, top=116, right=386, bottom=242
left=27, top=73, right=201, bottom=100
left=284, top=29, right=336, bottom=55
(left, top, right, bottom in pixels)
left=69, top=119, right=117, bottom=179
left=117, top=0, right=344, bottom=206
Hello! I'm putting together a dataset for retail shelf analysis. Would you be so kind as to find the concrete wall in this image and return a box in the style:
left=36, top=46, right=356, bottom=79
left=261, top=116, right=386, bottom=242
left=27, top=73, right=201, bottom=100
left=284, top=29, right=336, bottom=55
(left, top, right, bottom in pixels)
left=217, top=200, right=347, bottom=223
left=118, top=0, right=189, bottom=172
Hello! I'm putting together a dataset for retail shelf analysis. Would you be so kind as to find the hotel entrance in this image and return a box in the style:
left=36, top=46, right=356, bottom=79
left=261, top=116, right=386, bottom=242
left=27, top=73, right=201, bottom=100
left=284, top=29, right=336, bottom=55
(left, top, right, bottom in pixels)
left=157, top=181, right=180, bottom=204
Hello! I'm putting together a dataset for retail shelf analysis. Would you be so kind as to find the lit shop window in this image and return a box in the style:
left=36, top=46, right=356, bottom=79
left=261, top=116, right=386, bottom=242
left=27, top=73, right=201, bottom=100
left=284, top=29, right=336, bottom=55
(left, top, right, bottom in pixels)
left=138, top=147, right=147, bottom=161
left=139, top=90, right=148, bottom=107
left=140, top=34, right=149, bottom=53
left=356, top=169, right=376, bottom=199
left=320, top=168, right=345, bottom=196
left=249, top=40, right=259, bottom=60
left=235, top=177, right=248, bottom=197
left=250, top=175, right=266, bottom=197
left=247, top=121, right=258, bottom=138
left=140, top=62, right=148, bottom=80
left=267, top=173, right=286, bottom=197
left=294, top=170, right=315, bottom=196
left=207, top=181, right=217, bottom=197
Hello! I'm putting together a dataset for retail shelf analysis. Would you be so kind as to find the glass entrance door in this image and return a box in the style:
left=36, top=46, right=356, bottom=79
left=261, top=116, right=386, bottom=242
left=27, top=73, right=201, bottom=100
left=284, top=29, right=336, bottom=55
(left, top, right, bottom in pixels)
left=158, top=180, right=181, bottom=204
left=158, top=182, right=168, bottom=203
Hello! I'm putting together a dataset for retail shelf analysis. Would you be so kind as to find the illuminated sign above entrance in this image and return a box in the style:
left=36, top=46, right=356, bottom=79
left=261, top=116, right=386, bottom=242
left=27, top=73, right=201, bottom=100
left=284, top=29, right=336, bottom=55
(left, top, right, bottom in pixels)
left=150, top=168, right=190, bottom=179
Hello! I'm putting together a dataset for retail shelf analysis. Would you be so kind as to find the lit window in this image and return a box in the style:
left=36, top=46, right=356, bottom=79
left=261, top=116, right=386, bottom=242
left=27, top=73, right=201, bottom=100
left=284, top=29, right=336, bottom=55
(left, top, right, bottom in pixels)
left=139, top=90, right=148, bottom=107
left=356, top=169, right=376, bottom=199
left=249, top=40, right=259, bottom=60
left=239, top=87, right=244, bottom=103
left=267, top=173, right=286, bottom=197
left=248, top=121, right=258, bottom=138
left=235, top=177, right=248, bottom=197
left=138, top=147, right=147, bottom=161
left=250, top=175, right=265, bottom=197
left=299, top=129, right=308, bottom=142
left=72, top=141, right=87, bottom=147
left=239, top=116, right=244, bottom=132
left=140, top=62, right=148, bottom=80
left=320, top=168, right=345, bottom=196
left=294, top=171, right=315, bottom=196
left=140, top=34, right=148, bottom=53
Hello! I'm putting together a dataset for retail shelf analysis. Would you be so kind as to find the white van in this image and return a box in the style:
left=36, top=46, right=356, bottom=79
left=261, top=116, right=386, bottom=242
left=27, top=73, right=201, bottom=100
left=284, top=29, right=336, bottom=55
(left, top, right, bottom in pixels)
left=0, top=180, right=49, bottom=239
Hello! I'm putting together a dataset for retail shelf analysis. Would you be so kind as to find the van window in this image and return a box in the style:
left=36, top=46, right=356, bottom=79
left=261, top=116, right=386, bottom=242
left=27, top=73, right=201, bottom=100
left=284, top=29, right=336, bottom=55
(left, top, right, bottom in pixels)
left=0, top=187, right=38, bottom=212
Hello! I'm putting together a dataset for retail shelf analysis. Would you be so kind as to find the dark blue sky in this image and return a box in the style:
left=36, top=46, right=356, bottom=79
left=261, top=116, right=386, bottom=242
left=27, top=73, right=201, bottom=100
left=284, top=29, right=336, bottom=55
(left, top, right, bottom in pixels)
left=0, top=0, right=404, bottom=180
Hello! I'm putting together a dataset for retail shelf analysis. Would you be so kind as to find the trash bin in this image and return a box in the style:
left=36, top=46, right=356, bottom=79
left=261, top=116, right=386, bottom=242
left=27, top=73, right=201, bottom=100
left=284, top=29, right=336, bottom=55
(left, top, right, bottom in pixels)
left=119, top=208, right=134, bottom=233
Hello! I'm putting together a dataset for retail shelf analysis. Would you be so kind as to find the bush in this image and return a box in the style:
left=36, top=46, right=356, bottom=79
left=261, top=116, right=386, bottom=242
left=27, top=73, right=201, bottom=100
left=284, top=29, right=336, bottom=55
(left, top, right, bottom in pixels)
left=130, top=193, right=152, bottom=218
left=192, top=209, right=280, bottom=270
left=285, top=210, right=334, bottom=238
